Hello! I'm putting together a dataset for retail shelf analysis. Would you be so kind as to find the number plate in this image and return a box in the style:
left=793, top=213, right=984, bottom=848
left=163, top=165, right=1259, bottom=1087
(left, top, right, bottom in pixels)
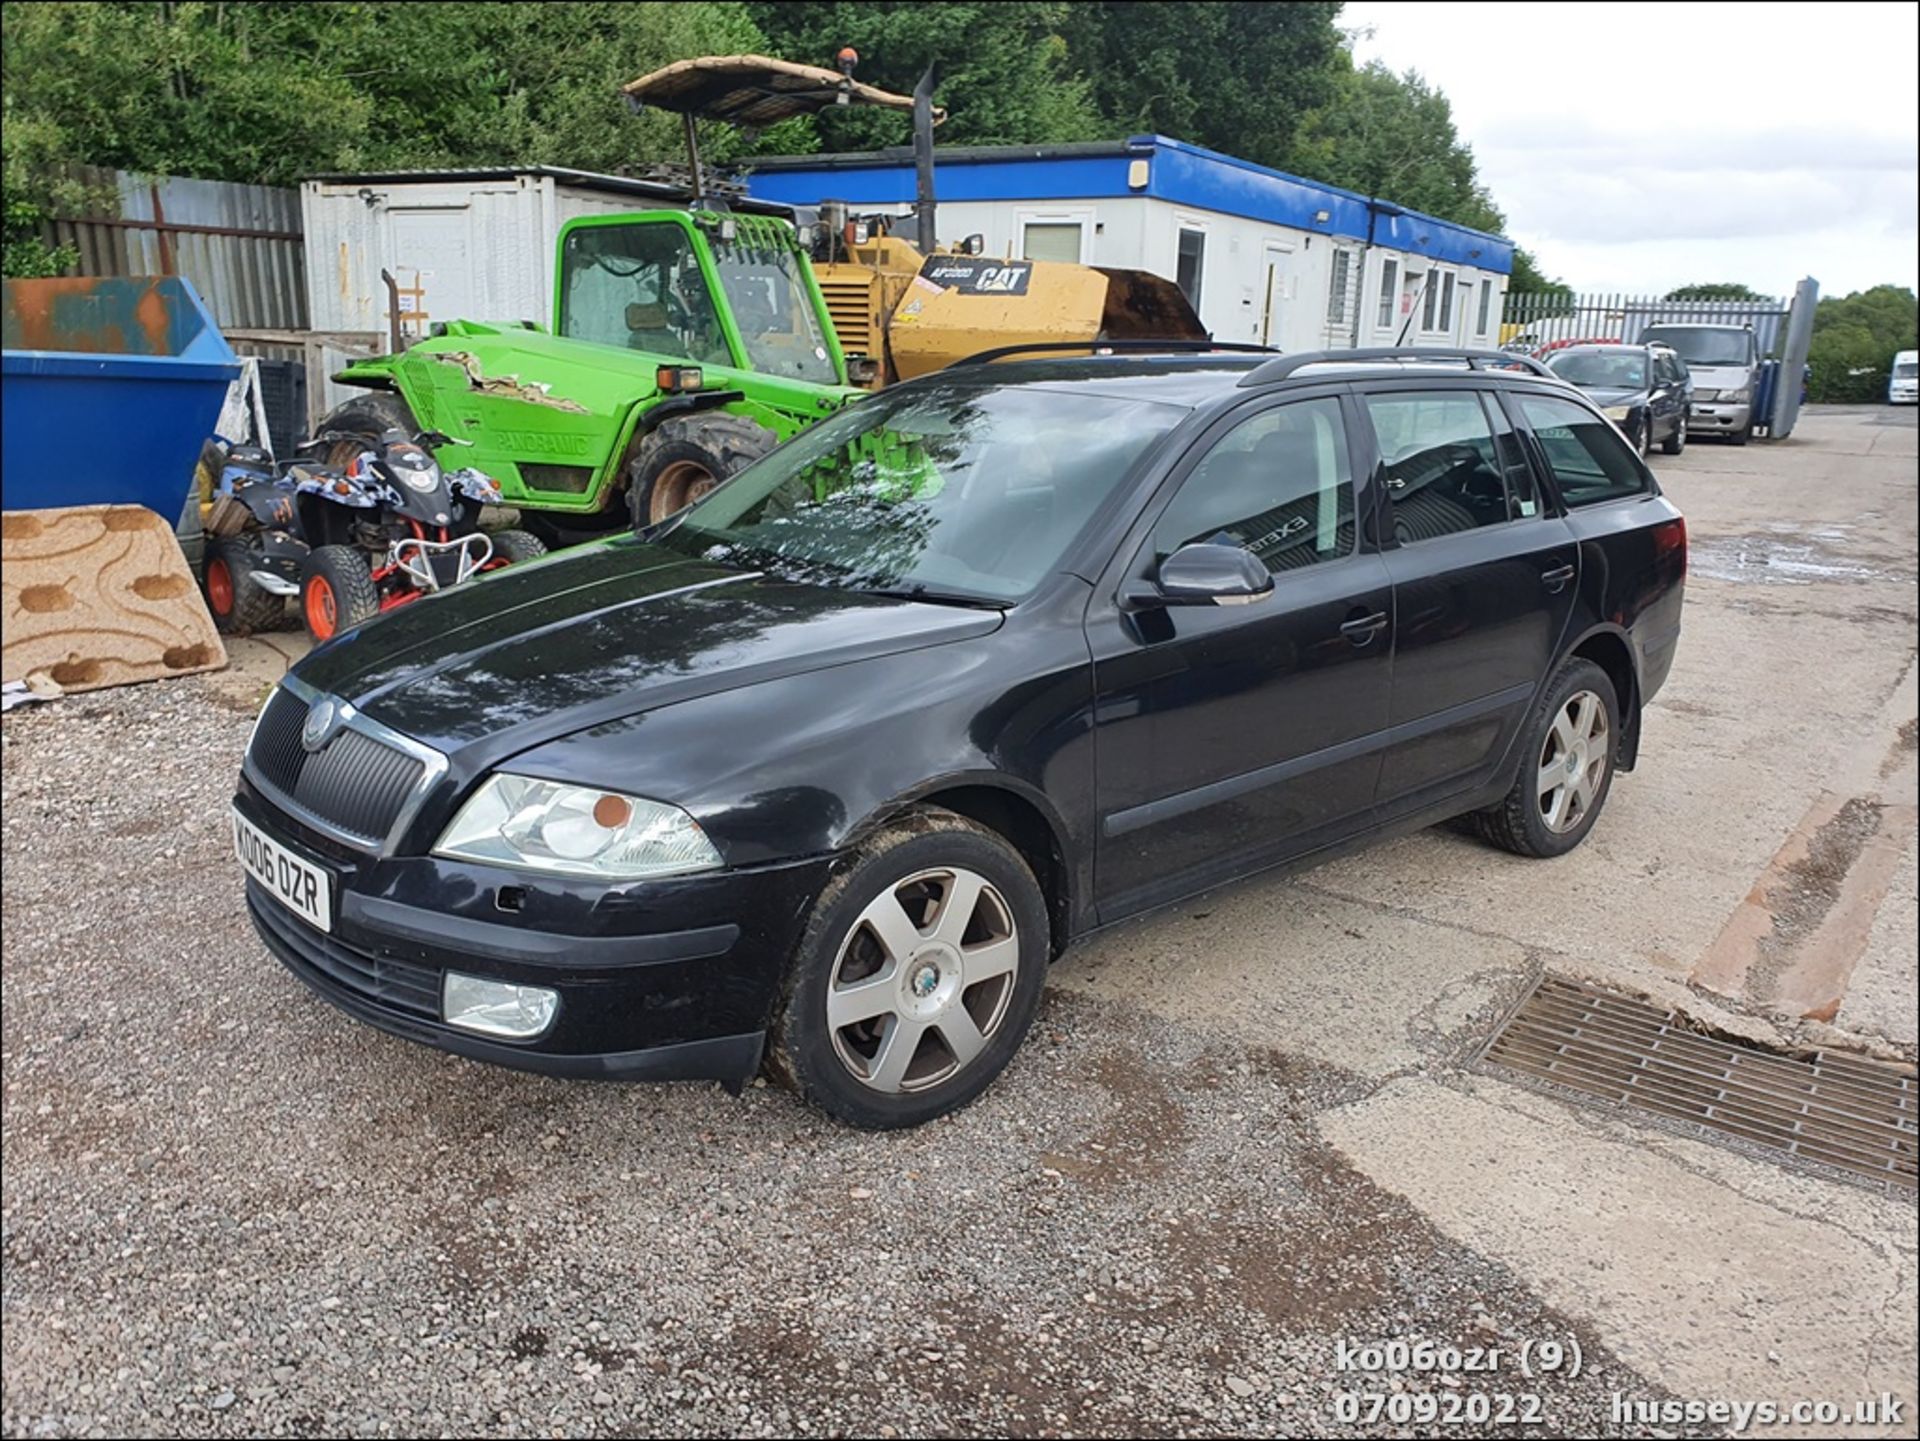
left=233, top=808, right=332, bottom=933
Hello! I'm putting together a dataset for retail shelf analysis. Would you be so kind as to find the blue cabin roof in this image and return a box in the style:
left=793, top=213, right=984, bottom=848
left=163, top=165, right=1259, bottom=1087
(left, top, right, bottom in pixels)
left=745, top=134, right=1513, bottom=274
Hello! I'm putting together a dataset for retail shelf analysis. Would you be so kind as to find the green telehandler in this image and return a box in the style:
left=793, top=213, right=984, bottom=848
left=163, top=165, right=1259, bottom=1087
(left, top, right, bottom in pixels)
left=314, top=58, right=936, bottom=537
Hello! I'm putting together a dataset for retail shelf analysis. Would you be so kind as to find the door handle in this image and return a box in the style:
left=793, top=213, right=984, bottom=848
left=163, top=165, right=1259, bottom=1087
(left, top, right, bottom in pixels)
left=1340, top=609, right=1389, bottom=646
left=1541, top=563, right=1576, bottom=593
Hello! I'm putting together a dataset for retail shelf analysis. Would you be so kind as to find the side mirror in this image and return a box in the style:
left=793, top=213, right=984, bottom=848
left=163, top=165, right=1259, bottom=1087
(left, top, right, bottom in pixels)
left=961, top=233, right=986, bottom=256
left=1122, top=543, right=1274, bottom=610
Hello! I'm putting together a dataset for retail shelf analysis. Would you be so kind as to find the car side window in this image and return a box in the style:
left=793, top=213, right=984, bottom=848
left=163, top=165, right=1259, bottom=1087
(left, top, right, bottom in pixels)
left=1481, top=392, right=1542, bottom=519
left=1152, top=397, right=1355, bottom=574
left=1515, top=394, right=1650, bottom=507
left=1362, top=391, right=1512, bottom=543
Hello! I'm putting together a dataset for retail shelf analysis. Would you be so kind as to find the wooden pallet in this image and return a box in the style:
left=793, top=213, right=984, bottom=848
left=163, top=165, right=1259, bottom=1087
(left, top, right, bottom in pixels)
left=2, top=505, right=225, bottom=693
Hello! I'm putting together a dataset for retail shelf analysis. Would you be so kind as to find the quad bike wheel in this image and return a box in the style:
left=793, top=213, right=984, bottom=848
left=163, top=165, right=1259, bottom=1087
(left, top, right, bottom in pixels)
left=488, top=529, right=548, bottom=565
left=627, top=414, right=777, bottom=530
left=203, top=534, right=288, bottom=635
left=300, top=545, right=380, bottom=643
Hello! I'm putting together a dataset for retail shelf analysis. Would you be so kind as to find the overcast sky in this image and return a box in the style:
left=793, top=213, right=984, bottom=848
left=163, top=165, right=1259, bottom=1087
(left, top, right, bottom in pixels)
left=1343, top=1, right=1919, bottom=297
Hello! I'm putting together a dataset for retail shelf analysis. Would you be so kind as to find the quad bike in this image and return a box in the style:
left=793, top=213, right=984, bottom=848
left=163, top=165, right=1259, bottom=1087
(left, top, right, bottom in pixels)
left=291, top=427, right=548, bottom=643
left=196, top=438, right=306, bottom=635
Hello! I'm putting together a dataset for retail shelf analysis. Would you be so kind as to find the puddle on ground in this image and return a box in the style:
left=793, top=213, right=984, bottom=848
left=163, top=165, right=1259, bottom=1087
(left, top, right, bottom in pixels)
left=1688, top=527, right=1903, bottom=586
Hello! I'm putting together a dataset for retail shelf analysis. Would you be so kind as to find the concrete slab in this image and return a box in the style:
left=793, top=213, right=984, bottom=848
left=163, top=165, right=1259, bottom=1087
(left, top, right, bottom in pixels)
left=1320, top=1074, right=1920, bottom=1437
left=1053, top=880, right=1534, bottom=1080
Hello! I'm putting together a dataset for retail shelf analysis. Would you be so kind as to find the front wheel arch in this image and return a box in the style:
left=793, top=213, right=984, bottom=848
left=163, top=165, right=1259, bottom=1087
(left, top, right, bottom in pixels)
left=841, top=777, right=1075, bottom=958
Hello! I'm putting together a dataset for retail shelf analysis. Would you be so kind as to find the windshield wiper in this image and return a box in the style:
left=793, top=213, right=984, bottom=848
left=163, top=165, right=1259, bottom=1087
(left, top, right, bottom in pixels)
left=853, top=583, right=1005, bottom=610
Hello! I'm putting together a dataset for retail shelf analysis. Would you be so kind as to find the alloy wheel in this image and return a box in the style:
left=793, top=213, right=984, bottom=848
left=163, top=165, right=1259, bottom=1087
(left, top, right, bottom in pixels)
left=1538, top=689, right=1609, bottom=833
left=826, top=866, right=1021, bottom=1093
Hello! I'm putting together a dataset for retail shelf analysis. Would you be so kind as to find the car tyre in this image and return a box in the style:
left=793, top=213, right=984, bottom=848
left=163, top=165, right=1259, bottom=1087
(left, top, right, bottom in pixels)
left=1472, top=658, right=1620, bottom=859
left=1727, top=418, right=1751, bottom=446
left=1662, top=413, right=1687, bottom=455
left=767, top=807, right=1050, bottom=1130
left=300, top=544, right=380, bottom=643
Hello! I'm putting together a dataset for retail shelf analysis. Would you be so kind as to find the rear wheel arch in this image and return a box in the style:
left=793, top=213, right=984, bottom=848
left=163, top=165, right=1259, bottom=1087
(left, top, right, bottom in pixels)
left=844, top=782, right=1073, bottom=959
left=1565, top=626, right=1641, bottom=770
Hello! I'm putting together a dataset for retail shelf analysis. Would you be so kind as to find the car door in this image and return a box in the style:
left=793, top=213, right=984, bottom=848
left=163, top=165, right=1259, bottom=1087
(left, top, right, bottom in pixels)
left=1359, top=383, right=1581, bottom=811
left=1649, top=351, right=1681, bottom=442
left=1085, top=390, right=1395, bottom=921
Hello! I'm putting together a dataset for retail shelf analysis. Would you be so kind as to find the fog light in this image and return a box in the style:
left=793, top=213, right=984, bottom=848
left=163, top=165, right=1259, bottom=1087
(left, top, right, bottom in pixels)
left=442, top=971, right=558, bottom=1039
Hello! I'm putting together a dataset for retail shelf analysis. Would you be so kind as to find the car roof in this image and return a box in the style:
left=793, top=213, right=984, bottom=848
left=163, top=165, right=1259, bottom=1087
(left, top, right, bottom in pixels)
left=922, top=349, right=1574, bottom=405
left=1552, top=344, right=1655, bottom=356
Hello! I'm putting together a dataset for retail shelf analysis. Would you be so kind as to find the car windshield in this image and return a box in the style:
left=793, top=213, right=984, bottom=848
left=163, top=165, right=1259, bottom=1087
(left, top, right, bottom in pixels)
left=708, top=229, right=840, bottom=386
left=1642, top=327, right=1751, bottom=367
left=1896, top=360, right=1918, bottom=379
left=653, top=384, right=1187, bottom=603
left=558, top=221, right=731, bottom=368
left=1549, top=352, right=1648, bottom=389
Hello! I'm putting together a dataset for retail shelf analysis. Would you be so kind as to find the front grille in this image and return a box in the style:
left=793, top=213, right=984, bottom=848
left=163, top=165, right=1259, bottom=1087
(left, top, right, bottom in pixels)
left=249, top=688, right=426, bottom=848
left=818, top=274, right=875, bottom=356
left=250, top=883, right=440, bottom=1019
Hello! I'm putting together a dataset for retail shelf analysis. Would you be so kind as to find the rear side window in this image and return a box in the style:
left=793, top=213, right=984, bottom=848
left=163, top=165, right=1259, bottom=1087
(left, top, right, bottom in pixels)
left=1153, top=398, right=1354, bottom=574
left=1515, top=394, right=1650, bottom=507
left=1362, top=391, right=1512, bottom=543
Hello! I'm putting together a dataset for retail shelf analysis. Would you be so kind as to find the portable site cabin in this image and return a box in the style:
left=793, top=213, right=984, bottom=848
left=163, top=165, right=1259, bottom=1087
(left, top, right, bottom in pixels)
left=745, top=135, right=1515, bottom=357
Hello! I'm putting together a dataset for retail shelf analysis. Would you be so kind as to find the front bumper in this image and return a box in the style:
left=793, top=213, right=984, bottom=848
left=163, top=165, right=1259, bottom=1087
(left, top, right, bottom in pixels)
left=1890, top=386, right=1917, bottom=404
left=1689, top=400, right=1752, bottom=432
left=235, top=783, right=833, bottom=1085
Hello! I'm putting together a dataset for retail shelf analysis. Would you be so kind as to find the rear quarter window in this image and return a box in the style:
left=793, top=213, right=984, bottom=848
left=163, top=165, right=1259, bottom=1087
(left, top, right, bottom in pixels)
left=1514, top=393, right=1650, bottom=507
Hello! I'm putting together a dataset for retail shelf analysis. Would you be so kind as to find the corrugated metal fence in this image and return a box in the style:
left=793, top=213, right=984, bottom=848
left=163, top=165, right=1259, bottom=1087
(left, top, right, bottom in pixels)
left=43, top=165, right=307, bottom=331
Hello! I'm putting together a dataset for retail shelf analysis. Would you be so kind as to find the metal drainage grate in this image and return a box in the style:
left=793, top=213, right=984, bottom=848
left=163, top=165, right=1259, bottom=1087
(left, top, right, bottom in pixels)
left=1481, top=976, right=1916, bottom=1192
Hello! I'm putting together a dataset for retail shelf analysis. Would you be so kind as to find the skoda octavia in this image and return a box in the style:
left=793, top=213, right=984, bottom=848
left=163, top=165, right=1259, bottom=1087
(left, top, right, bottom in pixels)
left=234, top=348, right=1686, bottom=1129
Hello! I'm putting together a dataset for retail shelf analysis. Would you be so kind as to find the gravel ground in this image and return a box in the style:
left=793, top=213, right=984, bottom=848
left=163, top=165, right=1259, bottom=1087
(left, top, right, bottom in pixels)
left=3, top=678, right=1702, bottom=1439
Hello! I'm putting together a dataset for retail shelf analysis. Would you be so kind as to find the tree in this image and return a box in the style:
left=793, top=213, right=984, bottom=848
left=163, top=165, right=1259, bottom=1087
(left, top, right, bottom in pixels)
left=1664, top=282, right=1767, bottom=302
left=1806, top=285, right=1917, bottom=402
left=1059, top=2, right=1343, bottom=172
left=746, top=2, right=1102, bottom=151
left=0, top=1, right=783, bottom=275
left=1291, top=62, right=1503, bottom=233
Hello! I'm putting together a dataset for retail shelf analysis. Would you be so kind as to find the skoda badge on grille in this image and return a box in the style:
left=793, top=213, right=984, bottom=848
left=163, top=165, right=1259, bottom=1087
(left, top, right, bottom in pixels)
left=301, top=696, right=341, bottom=752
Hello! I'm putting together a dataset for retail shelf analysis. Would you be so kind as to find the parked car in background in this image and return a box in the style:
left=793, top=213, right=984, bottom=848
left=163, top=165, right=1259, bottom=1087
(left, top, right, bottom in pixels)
left=1639, top=323, right=1759, bottom=444
left=1891, top=349, right=1918, bottom=405
left=1545, top=343, right=1692, bottom=456
left=232, top=346, right=1686, bottom=1129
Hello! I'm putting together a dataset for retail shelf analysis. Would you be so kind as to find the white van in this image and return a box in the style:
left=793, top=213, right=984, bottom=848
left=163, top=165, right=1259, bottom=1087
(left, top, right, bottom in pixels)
left=1891, top=350, right=1917, bottom=405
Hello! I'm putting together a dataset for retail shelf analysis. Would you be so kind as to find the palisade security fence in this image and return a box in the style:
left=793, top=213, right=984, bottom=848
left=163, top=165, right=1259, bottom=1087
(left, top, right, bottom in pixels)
left=1499, top=291, right=1792, bottom=356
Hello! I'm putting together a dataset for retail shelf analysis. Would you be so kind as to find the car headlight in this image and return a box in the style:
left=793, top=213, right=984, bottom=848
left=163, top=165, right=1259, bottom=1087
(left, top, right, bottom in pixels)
left=1602, top=404, right=1633, bottom=421
left=1691, top=387, right=1719, bottom=403
left=1722, top=386, right=1751, bottom=404
left=434, top=774, right=722, bottom=879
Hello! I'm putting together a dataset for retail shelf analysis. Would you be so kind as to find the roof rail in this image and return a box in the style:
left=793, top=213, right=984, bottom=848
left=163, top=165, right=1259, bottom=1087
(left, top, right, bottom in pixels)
left=951, top=339, right=1278, bottom=368
left=1236, top=347, right=1555, bottom=387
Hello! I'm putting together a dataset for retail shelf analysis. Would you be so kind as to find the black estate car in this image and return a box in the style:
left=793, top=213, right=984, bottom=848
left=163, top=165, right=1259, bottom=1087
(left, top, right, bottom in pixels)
left=234, top=347, right=1686, bottom=1129
left=1544, top=342, right=1693, bottom=456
